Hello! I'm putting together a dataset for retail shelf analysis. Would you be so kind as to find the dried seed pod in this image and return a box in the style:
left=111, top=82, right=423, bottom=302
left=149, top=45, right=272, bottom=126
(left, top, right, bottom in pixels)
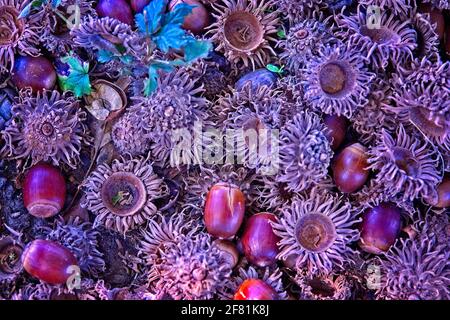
left=0, top=236, right=24, bottom=283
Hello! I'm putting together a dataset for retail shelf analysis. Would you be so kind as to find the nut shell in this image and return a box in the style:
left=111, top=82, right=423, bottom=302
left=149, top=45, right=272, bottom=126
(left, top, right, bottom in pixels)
left=332, top=143, right=369, bottom=193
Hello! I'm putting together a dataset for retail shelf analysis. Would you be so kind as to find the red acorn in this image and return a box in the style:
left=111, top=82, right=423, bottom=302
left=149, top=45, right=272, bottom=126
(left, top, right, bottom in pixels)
left=96, top=0, right=134, bottom=25
left=204, top=183, right=245, bottom=239
left=234, top=279, right=278, bottom=300
left=22, top=240, right=78, bottom=285
left=323, top=114, right=347, bottom=151
left=23, top=163, right=66, bottom=218
left=11, top=56, right=56, bottom=92
left=169, top=0, right=210, bottom=34
left=332, top=143, right=369, bottom=193
left=359, top=203, right=402, bottom=254
left=130, top=0, right=150, bottom=13
left=241, top=213, right=280, bottom=267
left=427, top=177, right=450, bottom=208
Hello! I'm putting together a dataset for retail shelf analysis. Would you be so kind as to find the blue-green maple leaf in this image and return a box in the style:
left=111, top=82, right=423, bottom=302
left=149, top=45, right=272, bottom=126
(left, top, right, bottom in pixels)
left=162, top=3, right=195, bottom=26
left=135, top=0, right=166, bottom=36
left=153, top=24, right=188, bottom=52
left=183, top=39, right=212, bottom=63
left=58, top=55, right=91, bottom=98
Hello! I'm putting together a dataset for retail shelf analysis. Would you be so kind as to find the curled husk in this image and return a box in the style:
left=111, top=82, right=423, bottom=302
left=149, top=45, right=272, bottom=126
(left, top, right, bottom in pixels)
left=12, top=283, right=77, bottom=300
left=351, top=78, right=397, bottom=145
left=275, top=0, right=325, bottom=24
left=151, top=232, right=231, bottom=300
left=0, top=0, right=41, bottom=73
left=45, top=217, right=105, bottom=278
left=277, top=111, right=333, bottom=193
left=410, top=10, right=440, bottom=59
left=207, top=0, right=279, bottom=69
left=375, top=238, right=450, bottom=300
left=271, top=190, right=360, bottom=274
left=0, top=89, right=88, bottom=169
left=277, top=12, right=335, bottom=74
left=111, top=111, right=151, bottom=157
left=219, top=266, right=288, bottom=300
left=302, top=43, right=375, bottom=117
left=295, top=270, right=352, bottom=300
left=367, top=125, right=442, bottom=202
left=122, top=68, right=209, bottom=165
left=83, top=156, right=167, bottom=234
left=335, top=6, right=417, bottom=69
left=415, top=212, right=449, bottom=250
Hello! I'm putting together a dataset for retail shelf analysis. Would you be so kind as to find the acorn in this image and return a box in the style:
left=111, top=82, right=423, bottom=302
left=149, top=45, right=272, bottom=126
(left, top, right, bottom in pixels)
left=96, top=0, right=134, bottom=25
left=11, top=56, right=57, bottom=92
left=212, top=239, right=240, bottom=268
left=204, top=182, right=245, bottom=239
left=234, top=279, right=278, bottom=300
left=130, top=0, right=150, bottom=13
left=323, top=114, right=347, bottom=151
left=235, top=68, right=278, bottom=91
left=359, top=203, right=402, bottom=254
left=23, top=163, right=66, bottom=218
left=240, top=213, right=280, bottom=267
left=426, top=177, right=450, bottom=208
left=22, top=240, right=79, bottom=285
left=169, top=0, right=210, bottom=34
left=332, top=143, right=369, bottom=193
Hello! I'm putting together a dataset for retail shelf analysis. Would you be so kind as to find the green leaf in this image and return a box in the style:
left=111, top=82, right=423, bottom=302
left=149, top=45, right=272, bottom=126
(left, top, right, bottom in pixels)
left=51, top=0, right=61, bottom=8
left=97, top=50, right=114, bottom=63
left=135, top=0, right=166, bottom=36
left=163, top=3, right=195, bottom=26
left=150, top=60, right=175, bottom=72
left=266, top=64, right=284, bottom=74
left=153, top=24, right=187, bottom=52
left=119, top=55, right=133, bottom=64
left=277, top=29, right=286, bottom=39
left=18, top=0, right=46, bottom=18
left=112, top=192, right=124, bottom=206
left=58, top=54, right=91, bottom=98
left=143, top=66, right=159, bottom=96
left=183, top=39, right=212, bottom=63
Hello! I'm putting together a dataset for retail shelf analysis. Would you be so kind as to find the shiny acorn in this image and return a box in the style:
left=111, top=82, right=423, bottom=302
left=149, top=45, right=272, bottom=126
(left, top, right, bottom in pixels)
left=23, top=163, right=66, bottom=218
left=169, top=0, right=210, bottom=34
left=359, top=203, right=402, bottom=254
left=234, top=279, right=278, bottom=300
left=130, top=0, right=150, bottom=12
left=426, top=177, right=450, bottom=208
left=332, top=143, right=369, bottom=193
left=204, top=182, right=245, bottom=239
left=96, top=0, right=134, bottom=25
left=323, top=114, right=347, bottom=151
left=241, top=213, right=280, bottom=267
left=11, top=56, right=57, bottom=92
left=22, top=239, right=79, bottom=285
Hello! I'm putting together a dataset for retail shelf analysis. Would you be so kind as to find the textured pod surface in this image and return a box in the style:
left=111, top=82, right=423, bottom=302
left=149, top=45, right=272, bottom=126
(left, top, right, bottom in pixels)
left=22, top=240, right=78, bottom=285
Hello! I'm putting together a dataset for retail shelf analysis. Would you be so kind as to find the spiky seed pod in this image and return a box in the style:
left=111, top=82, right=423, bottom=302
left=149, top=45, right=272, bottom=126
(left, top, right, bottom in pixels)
left=181, top=164, right=256, bottom=215
left=0, top=0, right=41, bottom=73
left=140, top=213, right=199, bottom=285
left=71, top=16, right=143, bottom=57
left=207, top=0, right=279, bottom=69
left=410, top=10, right=440, bottom=59
left=302, top=43, right=375, bottom=118
left=126, top=68, right=209, bottom=165
left=415, top=212, right=449, bottom=250
left=277, top=111, right=333, bottom=193
left=368, top=125, right=442, bottom=202
left=213, top=84, right=289, bottom=171
left=0, top=90, right=88, bottom=169
left=295, top=270, right=352, bottom=300
left=0, top=236, right=23, bottom=293
left=358, top=0, right=412, bottom=16
left=275, top=0, right=325, bottom=24
left=276, top=75, right=305, bottom=109
left=351, top=79, right=397, bottom=145
left=83, top=156, right=167, bottom=234
left=188, top=60, right=231, bottom=101
left=422, top=0, right=450, bottom=9
left=44, top=218, right=105, bottom=278
left=271, top=191, right=360, bottom=274
left=111, top=111, right=152, bottom=157
left=277, top=12, right=335, bottom=74
left=38, top=0, right=97, bottom=55
left=219, top=266, right=288, bottom=300
left=152, top=233, right=231, bottom=300
left=0, top=87, right=14, bottom=131
left=335, top=6, right=417, bottom=70
left=375, top=238, right=450, bottom=300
